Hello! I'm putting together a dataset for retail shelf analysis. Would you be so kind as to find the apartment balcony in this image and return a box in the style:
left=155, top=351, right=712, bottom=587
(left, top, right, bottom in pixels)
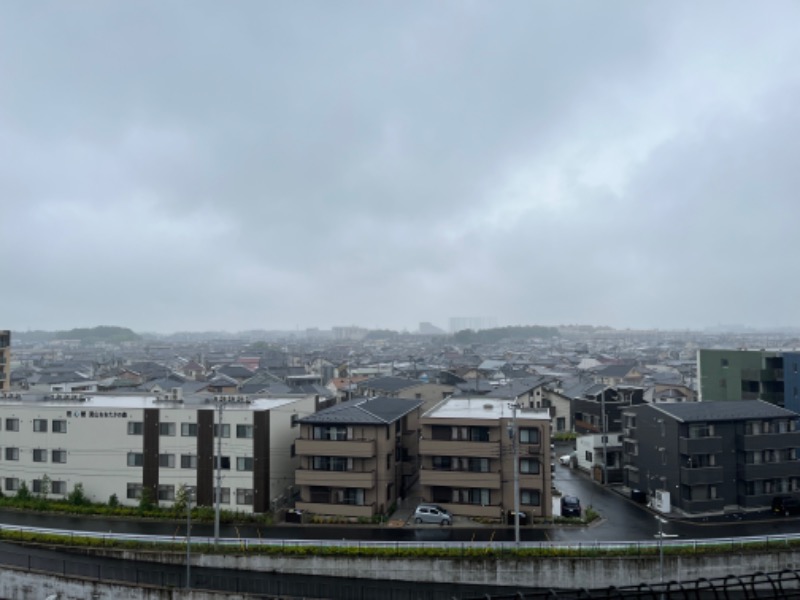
left=680, top=466, right=724, bottom=485
left=678, top=436, right=723, bottom=455
left=419, top=468, right=501, bottom=489
left=294, top=438, right=375, bottom=458
left=419, top=439, right=500, bottom=458
left=295, top=469, right=376, bottom=488
left=681, top=498, right=724, bottom=514
left=737, top=431, right=800, bottom=451
left=294, top=501, right=375, bottom=518
left=738, top=461, right=797, bottom=480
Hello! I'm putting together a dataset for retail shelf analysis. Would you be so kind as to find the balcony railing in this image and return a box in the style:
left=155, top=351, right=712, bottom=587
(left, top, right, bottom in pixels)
left=419, top=439, right=501, bottom=458
left=738, top=461, right=796, bottom=480
left=294, top=438, right=375, bottom=458
left=295, top=469, right=376, bottom=488
left=678, top=436, right=723, bottom=455
left=737, top=431, right=800, bottom=451
left=680, top=465, right=724, bottom=485
left=419, top=469, right=501, bottom=489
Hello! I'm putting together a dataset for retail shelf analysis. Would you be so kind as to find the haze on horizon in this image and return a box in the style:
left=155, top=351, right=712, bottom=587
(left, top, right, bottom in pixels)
left=3, top=2, right=800, bottom=335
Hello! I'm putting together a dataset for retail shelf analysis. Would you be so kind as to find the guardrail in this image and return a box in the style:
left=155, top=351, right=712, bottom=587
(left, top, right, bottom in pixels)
left=2, top=523, right=799, bottom=554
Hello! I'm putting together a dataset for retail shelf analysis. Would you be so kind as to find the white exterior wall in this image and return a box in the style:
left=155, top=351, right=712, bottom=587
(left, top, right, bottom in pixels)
left=0, top=394, right=316, bottom=513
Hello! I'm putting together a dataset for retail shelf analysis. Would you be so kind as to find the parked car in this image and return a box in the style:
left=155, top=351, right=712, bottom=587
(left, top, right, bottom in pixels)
left=560, top=495, right=582, bottom=518
left=413, top=503, right=452, bottom=525
left=559, top=452, right=575, bottom=466
left=771, top=495, right=800, bottom=516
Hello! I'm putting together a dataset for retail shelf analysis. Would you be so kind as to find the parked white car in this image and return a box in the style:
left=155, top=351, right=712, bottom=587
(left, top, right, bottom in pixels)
left=413, top=504, right=452, bottom=525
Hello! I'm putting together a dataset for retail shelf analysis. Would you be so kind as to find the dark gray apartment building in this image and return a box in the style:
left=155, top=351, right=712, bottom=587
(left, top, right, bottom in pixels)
left=622, top=401, right=800, bottom=515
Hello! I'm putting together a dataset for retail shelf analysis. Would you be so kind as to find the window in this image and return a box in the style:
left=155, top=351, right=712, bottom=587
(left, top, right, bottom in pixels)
left=448, top=487, right=490, bottom=505
left=32, top=479, right=48, bottom=494
left=386, top=453, right=392, bottom=470
left=159, top=454, right=175, bottom=468
left=585, top=451, right=593, bottom=462
left=312, top=425, right=348, bottom=440
left=236, top=424, right=254, bottom=439
left=520, top=458, right=540, bottom=474
left=127, top=452, right=144, bottom=467
left=52, top=449, right=67, bottom=463
left=157, top=485, right=175, bottom=501
left=215, top=456, right=231, bottom=470
left=468, top=457, right=489, bottom=473
left=339, top=488, right=365, bottom=505
left=5, top=447, right=19, bottom=461
left=159, top=422, right=176, bottom=436
left=468, top=427, right=490, bottom=442
left=214, top=423, right=230, bottom=438
left=216, top=487, right=231, bottom=504
left=5, top=418, right=19, bottom=432
left=236, top=488, right=254, bottom=505
left=521, top=489, right=541, bottom=506
left=237, top=457, right=254, bottom=471
left=127, top=483, right=143, bottom=499
left=33, top=449, right=47, bottom=463
left=432, top=456, right=453, bottom=470
left=689, top=423, right=713, bottom=438
left=721, top=358, right=729, bottom=368
left=51, top=481, right=67, bottom=495
left=181, top=423, right=198, bottom=437
left=52, top=420, right=67, bottom=433
left=181, top=454, right=198, bottom=469
left=5, top=478, right=19, bottom=492
left=312, top=456, right=351, bottom=471
left=556, top=417, right=566, bottom=431
left=33, top=419, right=48, bottom=433
left=128, top=421, right=143, bottom=435
left=519, top=428, right=540, bottom=444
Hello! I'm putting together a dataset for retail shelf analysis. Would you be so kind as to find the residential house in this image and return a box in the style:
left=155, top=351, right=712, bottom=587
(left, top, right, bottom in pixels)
left=418, top=398, right=552, bottom=522
left=0, top=392, right=317, bottom=513
left=622, top=400, right=800, bottom=515
left=294, top=396, right=424, bottom=518
left=356, top=376, right=454, bottom=412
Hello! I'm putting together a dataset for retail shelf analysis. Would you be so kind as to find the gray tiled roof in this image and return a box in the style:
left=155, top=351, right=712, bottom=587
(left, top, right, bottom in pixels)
left=649, top=400, right=798, bottom=422
left=300, top=396, right=423, bottom=425
left=357, top=376, right=420, bottom=393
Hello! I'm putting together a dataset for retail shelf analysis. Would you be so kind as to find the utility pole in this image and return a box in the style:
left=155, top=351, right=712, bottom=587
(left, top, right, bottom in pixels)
left=185, top=487, right=193, bottom=590
left=600, top=388, right=607, bottom=485
left=214, top=401, right=223, bottom=545
left=508, top=399, right=521, bottom=547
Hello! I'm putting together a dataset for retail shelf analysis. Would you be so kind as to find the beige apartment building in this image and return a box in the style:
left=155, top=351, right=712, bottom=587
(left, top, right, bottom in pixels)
left=294, top=396, right=423, bottom=518
left=0, top=331, right=10, bottom=392
left=419, top=398, right=552, bottom=522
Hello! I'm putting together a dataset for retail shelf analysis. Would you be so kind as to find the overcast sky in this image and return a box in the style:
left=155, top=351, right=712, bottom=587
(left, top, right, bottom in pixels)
left=3, top=2, right=800, bottom=334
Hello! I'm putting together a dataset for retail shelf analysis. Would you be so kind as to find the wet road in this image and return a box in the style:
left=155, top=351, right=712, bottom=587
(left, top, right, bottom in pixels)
left=1, top=462, right=798, bottom=544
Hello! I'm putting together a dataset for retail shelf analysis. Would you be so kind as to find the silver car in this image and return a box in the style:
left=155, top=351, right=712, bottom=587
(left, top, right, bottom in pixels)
left=413, top=504, right=452, bottom=525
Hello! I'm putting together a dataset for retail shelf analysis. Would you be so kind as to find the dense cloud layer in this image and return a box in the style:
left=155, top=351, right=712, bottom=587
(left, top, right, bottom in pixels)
left=2, top=2, right=800, bottom=333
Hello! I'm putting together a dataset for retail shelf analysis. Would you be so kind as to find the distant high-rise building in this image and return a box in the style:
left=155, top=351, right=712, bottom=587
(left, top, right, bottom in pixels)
left=331, top=326, right=368, bottom=341
left=0, top=330, right=9, bottom=391
left=449, top=316, right=497, bottom=333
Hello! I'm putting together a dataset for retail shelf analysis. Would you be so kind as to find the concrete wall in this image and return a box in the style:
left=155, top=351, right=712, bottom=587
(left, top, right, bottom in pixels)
left=0, top=569, right=242, bottom=600
left=86, top=546, right=800, bottom=590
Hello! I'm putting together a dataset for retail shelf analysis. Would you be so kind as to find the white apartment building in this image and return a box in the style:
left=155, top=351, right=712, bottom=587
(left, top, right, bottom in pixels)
left=0, top=392, right=317, bottom=513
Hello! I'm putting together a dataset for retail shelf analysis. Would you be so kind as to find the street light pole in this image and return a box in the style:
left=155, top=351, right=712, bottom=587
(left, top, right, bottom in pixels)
left=214, top=401, right=223, bottom=545
left=508, top=399, right=521, bottom=547
left=656, top=516, right=667, bottom=585
left=186, top=487, right=193, bottom=590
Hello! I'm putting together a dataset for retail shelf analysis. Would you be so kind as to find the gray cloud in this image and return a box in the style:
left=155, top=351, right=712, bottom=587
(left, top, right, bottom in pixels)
left=2, top=1, right=800, bottom=332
